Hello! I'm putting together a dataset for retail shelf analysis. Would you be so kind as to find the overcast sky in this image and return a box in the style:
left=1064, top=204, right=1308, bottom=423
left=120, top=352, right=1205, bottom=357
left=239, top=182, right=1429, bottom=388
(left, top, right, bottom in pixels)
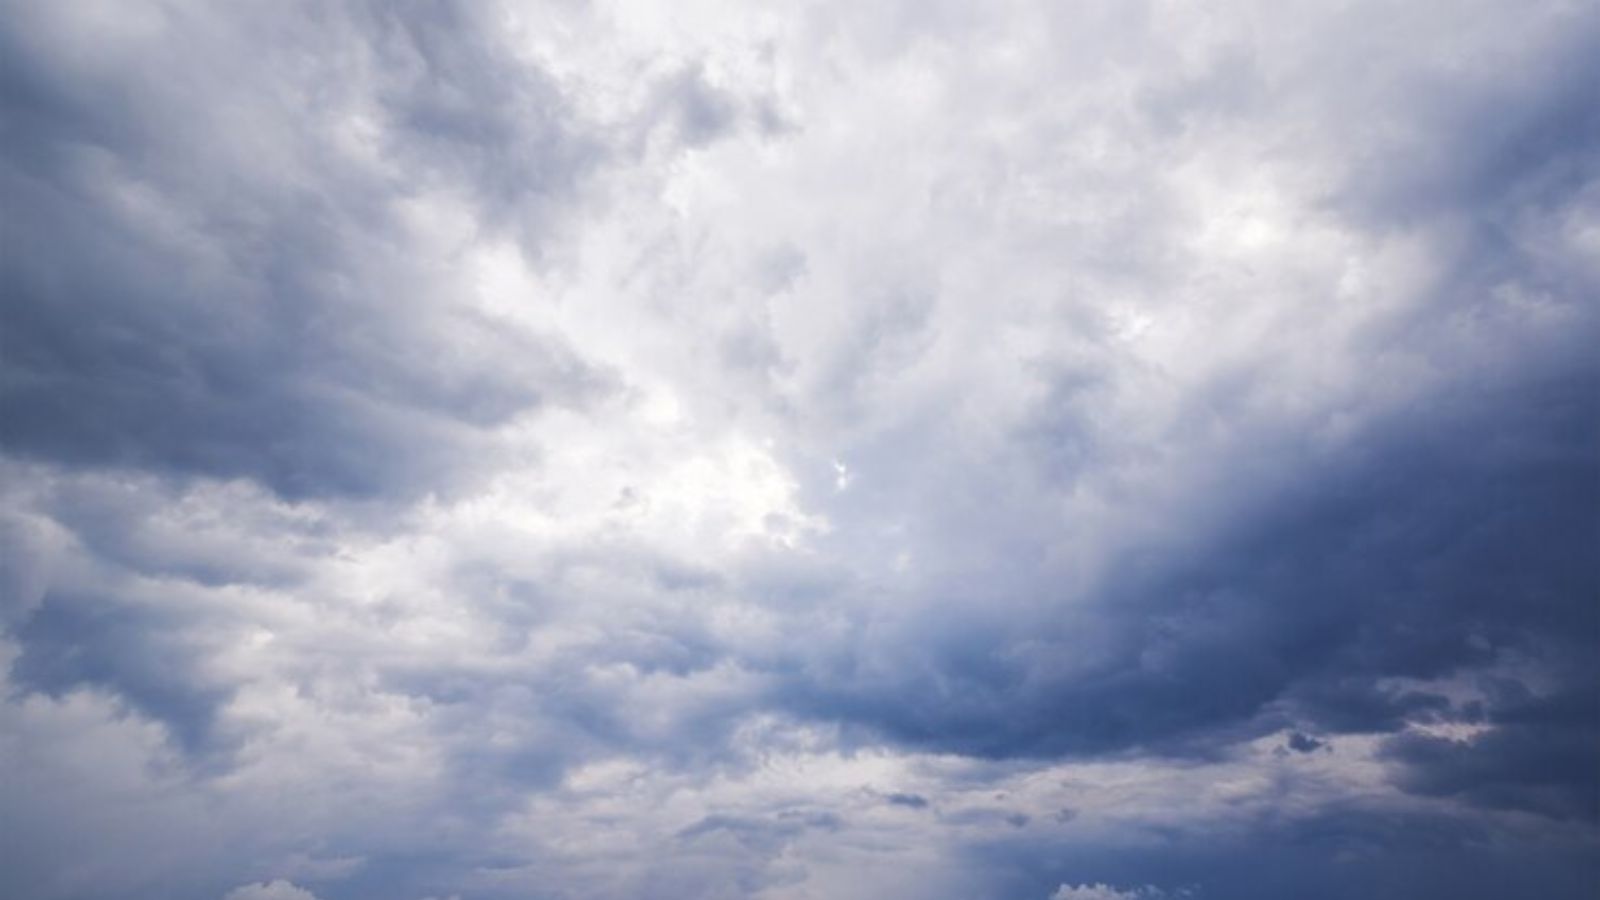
left=1, top=2, right=1597, bottom=899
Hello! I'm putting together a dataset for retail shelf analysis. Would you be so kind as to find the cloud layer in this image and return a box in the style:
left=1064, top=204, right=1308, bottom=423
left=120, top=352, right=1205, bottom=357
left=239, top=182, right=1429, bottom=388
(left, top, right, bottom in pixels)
left=2, top=1, right=1596, bottom=898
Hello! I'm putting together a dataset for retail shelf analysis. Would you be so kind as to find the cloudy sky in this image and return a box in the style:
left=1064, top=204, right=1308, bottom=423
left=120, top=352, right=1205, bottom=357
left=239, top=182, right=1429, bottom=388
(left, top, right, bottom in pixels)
left=1, top=1, right=1597, bottom=898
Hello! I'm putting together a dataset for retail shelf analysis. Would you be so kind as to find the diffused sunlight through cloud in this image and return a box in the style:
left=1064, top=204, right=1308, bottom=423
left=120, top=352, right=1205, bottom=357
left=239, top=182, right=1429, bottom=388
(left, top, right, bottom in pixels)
left=1, top=1, right=1596, bottom=899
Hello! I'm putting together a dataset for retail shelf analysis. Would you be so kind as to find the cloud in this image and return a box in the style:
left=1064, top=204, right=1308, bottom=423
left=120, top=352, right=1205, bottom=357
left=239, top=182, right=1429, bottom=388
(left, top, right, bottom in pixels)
left=0, top=0, right=613, bottom=500
left=769, top=349, right=1596, bottom=774
left=222, top=882, right=320, bottom=900
left=1285, top=732, right=1326, bottom=754
left=1381, top=685, right=1600, bottom=821
left=1, top=1, right=1596, bottom=899
left=1052, top=885, right=1168, bottom=900
left=884, top=792, right=930, bottom=809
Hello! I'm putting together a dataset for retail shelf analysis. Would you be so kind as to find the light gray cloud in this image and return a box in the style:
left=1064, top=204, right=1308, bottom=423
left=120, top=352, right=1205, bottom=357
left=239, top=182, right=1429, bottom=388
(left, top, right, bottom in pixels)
left=1052, top=885, right=1169, bottom=900
left=223, top=882, right=320, bottom=900
left=1, top=1, right=1596, bottom=899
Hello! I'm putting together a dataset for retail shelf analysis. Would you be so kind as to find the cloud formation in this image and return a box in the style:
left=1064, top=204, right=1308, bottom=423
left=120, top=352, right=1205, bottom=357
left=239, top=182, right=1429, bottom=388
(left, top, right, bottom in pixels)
left=1, top=1, right=1596, bottom=898
left=1052, top=885, right=1170, bottom=900
left=223, top=883, right=321, bottom=900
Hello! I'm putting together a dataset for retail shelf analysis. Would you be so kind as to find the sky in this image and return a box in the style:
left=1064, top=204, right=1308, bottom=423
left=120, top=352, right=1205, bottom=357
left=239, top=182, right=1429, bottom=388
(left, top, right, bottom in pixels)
left=0, top=1, right=1597, bottom=899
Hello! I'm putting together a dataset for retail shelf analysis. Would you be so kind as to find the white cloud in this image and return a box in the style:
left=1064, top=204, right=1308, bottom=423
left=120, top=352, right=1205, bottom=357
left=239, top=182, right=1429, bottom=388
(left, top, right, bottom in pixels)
left=1052, top=885, right=1167, bottom=900
left=223, top=881, right=321, bottom=900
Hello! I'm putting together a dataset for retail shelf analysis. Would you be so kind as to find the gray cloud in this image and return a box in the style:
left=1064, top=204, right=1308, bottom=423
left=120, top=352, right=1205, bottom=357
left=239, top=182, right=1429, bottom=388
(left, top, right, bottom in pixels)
left=0, top=0, right=612, bottom=500
left=1, top=1, right=1596, bottom=899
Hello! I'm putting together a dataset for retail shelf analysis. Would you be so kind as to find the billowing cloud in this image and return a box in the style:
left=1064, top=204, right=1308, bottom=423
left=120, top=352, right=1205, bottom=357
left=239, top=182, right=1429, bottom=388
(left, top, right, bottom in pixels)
left=1, top=1, right=1595, bottom=899
left=0, top=0, right=612, bottom=500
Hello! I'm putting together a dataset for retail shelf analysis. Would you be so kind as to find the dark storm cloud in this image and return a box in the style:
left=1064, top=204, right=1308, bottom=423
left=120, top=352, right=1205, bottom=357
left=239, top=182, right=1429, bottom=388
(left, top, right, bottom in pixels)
left=10, top=587, right=230, bottom=755
left=1284, top=732, right=1326, bottom=754
left=0, top=0, right=610, bottom=500
left=740, top=3, right=1600, bottom=826
left=1381, top=684, right=1600, bottom=822
left=764, top=38, right=1600, bottom=791
left=975, top=805, right=1600, bottom=900
left=776, top=342, right=1597, bottom=816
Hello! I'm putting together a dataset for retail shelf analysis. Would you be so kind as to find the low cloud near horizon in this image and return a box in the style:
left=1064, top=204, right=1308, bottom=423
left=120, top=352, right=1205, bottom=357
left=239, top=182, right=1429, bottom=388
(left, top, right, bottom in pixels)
left=2, top=2, right=1596, bottom=899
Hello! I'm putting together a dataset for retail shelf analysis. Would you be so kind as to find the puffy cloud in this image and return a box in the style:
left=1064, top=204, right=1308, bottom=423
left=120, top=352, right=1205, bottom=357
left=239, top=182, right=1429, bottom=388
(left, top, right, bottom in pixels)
left=222, top=882, right=320, bottom=900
